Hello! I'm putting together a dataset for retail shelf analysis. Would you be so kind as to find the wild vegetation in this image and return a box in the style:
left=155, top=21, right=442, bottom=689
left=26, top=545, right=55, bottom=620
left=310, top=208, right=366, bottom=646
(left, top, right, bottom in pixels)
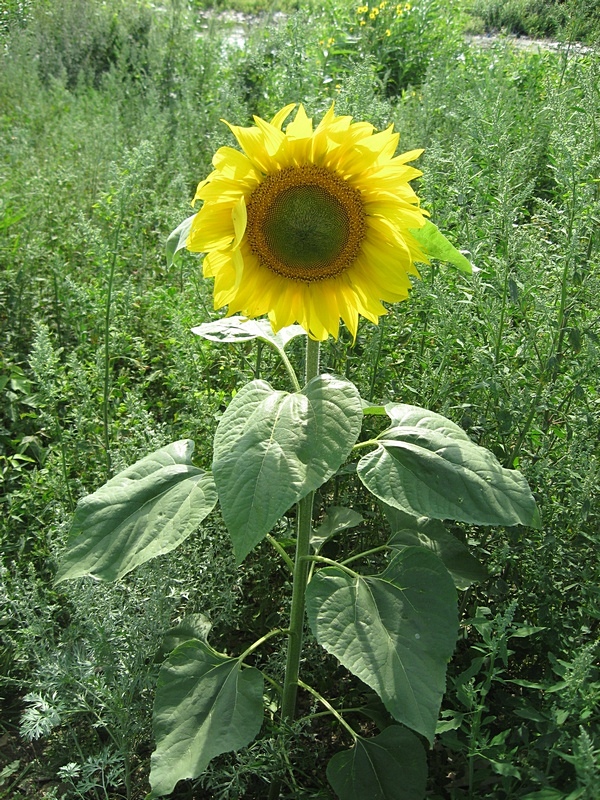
left=1, top=0, right=599, bottom=798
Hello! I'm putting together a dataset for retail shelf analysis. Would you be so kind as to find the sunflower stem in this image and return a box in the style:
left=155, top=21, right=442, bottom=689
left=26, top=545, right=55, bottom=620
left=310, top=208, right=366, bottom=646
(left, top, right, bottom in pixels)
left=279, top=337, right=320, bottom=727
left=304, top=335, right=320, bottom=384
left=279, top=491, right=314, bottom=724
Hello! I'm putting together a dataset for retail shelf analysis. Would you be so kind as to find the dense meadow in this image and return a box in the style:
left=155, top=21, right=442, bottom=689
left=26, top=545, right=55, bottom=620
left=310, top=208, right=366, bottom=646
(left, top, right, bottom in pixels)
left=1, top=0, right=599, bottom=798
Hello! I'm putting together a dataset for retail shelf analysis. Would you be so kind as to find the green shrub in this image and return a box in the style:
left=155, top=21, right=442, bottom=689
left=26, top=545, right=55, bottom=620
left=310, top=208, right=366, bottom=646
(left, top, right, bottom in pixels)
left=468, top=0, right=600, bottom=43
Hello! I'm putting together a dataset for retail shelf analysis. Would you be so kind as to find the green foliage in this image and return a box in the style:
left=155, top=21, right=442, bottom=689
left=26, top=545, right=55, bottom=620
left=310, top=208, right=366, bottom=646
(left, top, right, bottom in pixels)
left=19, top=0, right=154, bottom=90
left=306, top=548, right=458, bottom=741
left=357, top=402, right=541, bottom=527
left=150, top=639, right=264, bottom=797
left=0, top=0, right=598, bottom=797
left=340, top=0, right=465, bottom=94
left=0, top=0, right=34, bottom=34
left=468, top=0, right=600, bottom=44
left=212, top=373, right=363, bottom=562
left=55, top=440, right=218, bottom=582
left=52, top=323, right=537, bottom=797
left=385, top=507, right=488, bottom=589
left=411, top=219, right=474, bottom=273
left=327, top=726, right=428, bottom=800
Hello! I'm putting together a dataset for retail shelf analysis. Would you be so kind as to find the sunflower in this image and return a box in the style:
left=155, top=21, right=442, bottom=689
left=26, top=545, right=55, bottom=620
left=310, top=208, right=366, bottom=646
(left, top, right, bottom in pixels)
left=187, top=103, right=430, bottom=341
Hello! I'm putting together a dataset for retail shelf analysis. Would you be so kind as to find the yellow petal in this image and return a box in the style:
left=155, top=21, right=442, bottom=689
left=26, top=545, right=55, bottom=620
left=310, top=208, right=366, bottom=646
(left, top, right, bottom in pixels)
left=213, top=146, right=251, bottom=173
left=188, top=207, right=234, bottom=251
left=270, top=103, right=296, bottom=130
left=225, top=121, right=274, bottom=173
left=232, top=195, right=247, bottom=249
left=287, top=104, right=313, bottom=139
left=252, top=115, right=286, bottom=157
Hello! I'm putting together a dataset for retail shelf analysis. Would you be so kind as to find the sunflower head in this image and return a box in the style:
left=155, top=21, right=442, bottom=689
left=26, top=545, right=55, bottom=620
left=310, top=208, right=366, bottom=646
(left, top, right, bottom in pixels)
left=187, top=103, right=429, bottom=341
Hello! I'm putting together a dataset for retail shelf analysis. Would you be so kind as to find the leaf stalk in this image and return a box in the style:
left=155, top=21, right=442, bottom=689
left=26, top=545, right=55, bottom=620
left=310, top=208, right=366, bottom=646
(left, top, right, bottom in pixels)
left=297, top=679, right=357, bottom=740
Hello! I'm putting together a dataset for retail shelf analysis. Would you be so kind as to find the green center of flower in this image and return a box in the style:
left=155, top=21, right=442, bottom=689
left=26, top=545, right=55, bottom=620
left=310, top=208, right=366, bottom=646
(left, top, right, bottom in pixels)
left=263, top=184, right=349, bottom=269
left=246, top=165, right=366, bottom=282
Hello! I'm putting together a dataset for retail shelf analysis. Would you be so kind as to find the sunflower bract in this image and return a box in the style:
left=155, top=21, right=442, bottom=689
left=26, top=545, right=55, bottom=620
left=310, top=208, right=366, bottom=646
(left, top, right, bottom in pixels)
left=187, top=103, right=429, bottom=341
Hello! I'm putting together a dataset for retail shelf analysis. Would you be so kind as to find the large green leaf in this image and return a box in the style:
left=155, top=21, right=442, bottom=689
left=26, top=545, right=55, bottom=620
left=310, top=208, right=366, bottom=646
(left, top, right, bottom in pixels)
left=213, top=375, right=363, bottom=563
left=306, top=547, right=457, bottom=742
left=55, top=441, right=217, bottom=583
left=357, top=404, right=541, bottom=528
left=192, top=316, right=306, bottom=355
left=383, top=506, right=487, bottom=590
left=149, top=640, right=263, bottom=798
left=327, top=726, right=427, bottom=800
left=409, top=220, right=474, bottom=274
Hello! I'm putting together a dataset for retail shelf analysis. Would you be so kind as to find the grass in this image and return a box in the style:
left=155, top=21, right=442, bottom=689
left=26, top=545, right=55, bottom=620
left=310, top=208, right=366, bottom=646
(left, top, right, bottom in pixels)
left=1, top=0, right=599, bottom=798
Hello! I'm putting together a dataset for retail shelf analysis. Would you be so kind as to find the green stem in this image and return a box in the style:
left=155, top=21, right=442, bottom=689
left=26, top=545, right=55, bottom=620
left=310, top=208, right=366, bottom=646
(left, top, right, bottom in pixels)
left=352, top=438, right=379, bottom=451
left=279, top=338, right=320, bottom=725
left=48, top=379, right=74, bottom=512
left=279, top=493, right=314, bottom=722
left=102, top=196, right=128, bottom=480
left=341, top=544, right=389, bottom=567
left=505, top=388, right=542, bottom=467
left=493, top=259, right=509, bottom=367
left=297, top=679, right=357, bottom=740
left=304, top=336, right=320, bottom=384
left=368, top=315, right=386, bottom=402
left=254, top=339, right=263, bottom=380
left=262, top=338, right=301, bottom=391
left=0, top=762, right=34, bottom=800
left=303, top=706, right=365, bottom=721
left=263, top=672, right=283, bottom=695
left=102, top=246, right=117, bottom=480
left=266, top=534, right=294, bottom=572
left=304, top=554, right=359, bottom=579
left=552, top=191, right=575, bottom=371
left=280, top=346, right=302, bottom=392
left=467, top=644, right=500, bottom=800
left=238, top=628, right=288, bottom=663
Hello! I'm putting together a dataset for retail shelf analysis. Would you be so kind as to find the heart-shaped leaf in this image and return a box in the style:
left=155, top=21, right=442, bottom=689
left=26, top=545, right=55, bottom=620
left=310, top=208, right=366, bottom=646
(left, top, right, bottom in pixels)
left=56, top=441, right=217, bottom=583
left=213, top=375, right=362, bottom=563
left=149, top=640, right=263, bottom=798
left=357, top=405, right=540, bottom=528
left=306, top=547, right=457, bottom=742
left=327, top=726, right=427, bottom=800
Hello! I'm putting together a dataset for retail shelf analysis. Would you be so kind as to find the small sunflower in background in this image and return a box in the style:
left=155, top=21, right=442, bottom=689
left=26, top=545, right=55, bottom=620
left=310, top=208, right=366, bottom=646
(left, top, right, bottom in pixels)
left=186, top=103, right=431, bottom=341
